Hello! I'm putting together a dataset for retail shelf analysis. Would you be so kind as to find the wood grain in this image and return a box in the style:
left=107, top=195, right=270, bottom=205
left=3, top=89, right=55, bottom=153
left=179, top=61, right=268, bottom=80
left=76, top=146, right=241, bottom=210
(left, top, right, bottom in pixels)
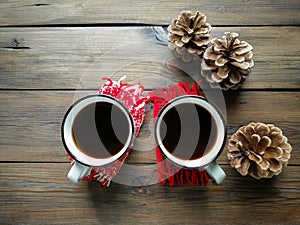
left=0, top=0, right=299, bottom=26
left=0, top=91, right=299, bottom=164
left=0, top=163, right=299, bottom=225
left=0, top=1, right=299, bottom=225
left=0, top=26, right=299, bottom=90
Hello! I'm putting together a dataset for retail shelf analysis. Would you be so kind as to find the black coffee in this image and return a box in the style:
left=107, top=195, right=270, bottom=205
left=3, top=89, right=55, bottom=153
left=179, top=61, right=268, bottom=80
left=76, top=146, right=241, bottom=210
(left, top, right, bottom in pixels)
left=72, top=102, right=130, bottom=159
left=159, top=103, right=217, bottom=160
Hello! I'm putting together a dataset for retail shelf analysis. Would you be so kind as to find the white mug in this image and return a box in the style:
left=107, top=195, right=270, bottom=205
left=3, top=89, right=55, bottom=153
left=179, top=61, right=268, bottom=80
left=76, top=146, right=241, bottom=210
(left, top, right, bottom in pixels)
left=61, top=95, right=134, bottom=183
left=155, top=95, right=226, bottom=184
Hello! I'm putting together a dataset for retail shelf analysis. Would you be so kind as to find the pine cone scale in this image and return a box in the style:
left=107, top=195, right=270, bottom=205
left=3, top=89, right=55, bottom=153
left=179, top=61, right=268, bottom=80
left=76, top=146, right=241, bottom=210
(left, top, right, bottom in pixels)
left=270, top=132, right=285, bottom=147
left=268, top=159, right=282, bottom=173
left=192, top=36, right=210, bottom=46
left=201, top=59, right=217, bottom=70
left=232, top=41, right=246, bottom=48
left=258, top=159, right=270, bottom=170
left=239, top=158, right=251, bottom=175
left=256, top=165, right=269, bottom=178
left=168, top=33, right=180, bottom=42
left=234, top=45, right=253, bottom=55
left=181, top=34, right=193, bottom=43
left=281, top=151, right=291, bottom=162
left=237, top=130, right=251, bottom=145
left=215, top=57, right=229, bottom=66
left=230, top=61, right=250, bottom=69
left=256, top=136, right=272, bottom=153
left=217, top=65, right=230, bottom=79
left=229, top=53, right=245, bottom=63
left=176, top=20, right=190, bottom=31
left=248, top=151, right=263, bottom=163
left=167, top=25, right=185, bottom=35
left=212, top=72, right=225, bottom=82
left=211, top=38, right=223, bottom=46
left=280, top=142, right=292, bottom=151
left=204, top=46, right=220, bottom=60
left=214, top=45, right=228, bottom=52
left=192, top=12, right=206, bottom=28
left=249, top=60, right=254, bottom=67
left=175, top=39, right=184, bottom=47
left=244, top=51, right=254, bottom=60
left=229, top=71, right=242, bottom=84
left=251, top=134, right=261, bottom=150
left=194, top=26, right=211, bottom=35
left=264, top=147, right=283, bottom=159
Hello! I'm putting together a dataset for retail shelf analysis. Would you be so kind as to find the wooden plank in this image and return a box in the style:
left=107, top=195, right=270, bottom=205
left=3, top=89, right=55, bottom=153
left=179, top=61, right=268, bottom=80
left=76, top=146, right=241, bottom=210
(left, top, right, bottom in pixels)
left=0, top=91, right=299, bottom=164
left=0, top=163, right=299, bottom=225
left=0, top=0, right=299, bottom=26
left=0, top=27, right=299, bottom=90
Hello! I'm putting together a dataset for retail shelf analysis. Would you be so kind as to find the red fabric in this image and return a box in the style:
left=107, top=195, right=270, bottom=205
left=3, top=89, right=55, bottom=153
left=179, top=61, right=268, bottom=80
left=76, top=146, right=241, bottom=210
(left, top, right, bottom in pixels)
left=67, top=78, right=209, bottom=187
left=147, top=81, right=210, bottom=186
left=98, top=77, right=148, bottom=134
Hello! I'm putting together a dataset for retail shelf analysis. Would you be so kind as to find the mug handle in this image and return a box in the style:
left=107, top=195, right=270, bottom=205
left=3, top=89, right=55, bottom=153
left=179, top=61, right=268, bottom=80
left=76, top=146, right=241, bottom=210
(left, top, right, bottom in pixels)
left=205, top=161, right=226, bottom=184
left=67, top=161, right=91, bottom=183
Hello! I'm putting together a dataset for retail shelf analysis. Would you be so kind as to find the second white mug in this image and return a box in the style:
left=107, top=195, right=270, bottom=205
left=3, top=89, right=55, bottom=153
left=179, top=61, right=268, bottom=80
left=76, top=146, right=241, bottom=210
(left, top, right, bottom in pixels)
left=155, top=95, right=227, bottom=184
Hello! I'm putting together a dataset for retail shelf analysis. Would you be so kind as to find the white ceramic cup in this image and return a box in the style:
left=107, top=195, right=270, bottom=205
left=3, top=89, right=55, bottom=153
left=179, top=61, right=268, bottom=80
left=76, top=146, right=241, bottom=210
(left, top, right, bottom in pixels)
left=61, top=95, right=134, bottom=183
left=155, top=95, right=226, bottom=184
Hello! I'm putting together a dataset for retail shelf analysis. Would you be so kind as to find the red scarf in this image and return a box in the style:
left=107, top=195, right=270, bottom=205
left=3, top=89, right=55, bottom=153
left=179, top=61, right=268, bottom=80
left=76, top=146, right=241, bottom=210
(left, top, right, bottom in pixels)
left=147, top=81, right=210, bottom=186
left=67, top=78, right=209, bottom=187
left=68, top=77, right=148, bottom=188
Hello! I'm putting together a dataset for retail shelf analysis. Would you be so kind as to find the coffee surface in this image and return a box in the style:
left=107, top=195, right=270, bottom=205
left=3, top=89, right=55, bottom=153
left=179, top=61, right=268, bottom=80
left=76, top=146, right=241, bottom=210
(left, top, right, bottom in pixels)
left=159, top=103, right=217, bottom=160
left=72, top=102, right=130, bottom=159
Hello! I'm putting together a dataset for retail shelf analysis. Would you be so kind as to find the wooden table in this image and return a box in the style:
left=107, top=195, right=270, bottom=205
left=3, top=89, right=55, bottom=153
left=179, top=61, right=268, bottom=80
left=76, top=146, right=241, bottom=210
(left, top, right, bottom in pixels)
left=0, top=1, right=299, bottom=224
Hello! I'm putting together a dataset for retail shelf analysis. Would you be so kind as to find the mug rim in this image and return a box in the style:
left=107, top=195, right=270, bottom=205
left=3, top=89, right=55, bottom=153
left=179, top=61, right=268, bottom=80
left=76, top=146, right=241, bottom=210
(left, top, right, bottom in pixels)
left=61, top=94, right=135, bottom=167
left=154, top=95, right=227, bottom=169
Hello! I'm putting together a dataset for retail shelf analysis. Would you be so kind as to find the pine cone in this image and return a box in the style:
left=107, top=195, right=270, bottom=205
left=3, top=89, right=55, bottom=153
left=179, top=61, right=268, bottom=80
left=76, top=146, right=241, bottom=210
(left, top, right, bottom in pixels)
left=202, top=32, right=254, bottom=90
left=227, top=122, right=292, bottom=179
left=168, top=11, right=212, bottom=62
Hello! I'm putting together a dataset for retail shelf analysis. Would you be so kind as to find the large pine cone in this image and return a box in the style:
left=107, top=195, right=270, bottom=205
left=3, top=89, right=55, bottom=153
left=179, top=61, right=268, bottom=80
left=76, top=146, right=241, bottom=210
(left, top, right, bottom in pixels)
left=202, top=32, right=254, bottom=90
left=167, top=11, right=212, bottom=62
left=227, top=122, right=292, bottom=179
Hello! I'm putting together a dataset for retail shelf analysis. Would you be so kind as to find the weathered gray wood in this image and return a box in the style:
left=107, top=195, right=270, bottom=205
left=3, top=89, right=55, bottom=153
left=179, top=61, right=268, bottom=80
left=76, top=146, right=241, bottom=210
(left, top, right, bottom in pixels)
left=0, top=26, right=299, bottom=90
left=0, top=0, right=299, bottom=26
left=0, top=1, right=299, bottom=225
left=0, top=91, right=299, bottom=164
left=0, top=163, right=299, bottom=225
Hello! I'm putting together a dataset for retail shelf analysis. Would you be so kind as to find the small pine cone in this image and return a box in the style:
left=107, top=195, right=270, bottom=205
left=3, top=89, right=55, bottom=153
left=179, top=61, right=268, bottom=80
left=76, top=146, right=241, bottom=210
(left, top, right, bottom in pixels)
left=202, top=32, right=254, bottom=90
left=168, top=11, right=212, bottom=62
left=227, top=122, right=292, bottom=179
